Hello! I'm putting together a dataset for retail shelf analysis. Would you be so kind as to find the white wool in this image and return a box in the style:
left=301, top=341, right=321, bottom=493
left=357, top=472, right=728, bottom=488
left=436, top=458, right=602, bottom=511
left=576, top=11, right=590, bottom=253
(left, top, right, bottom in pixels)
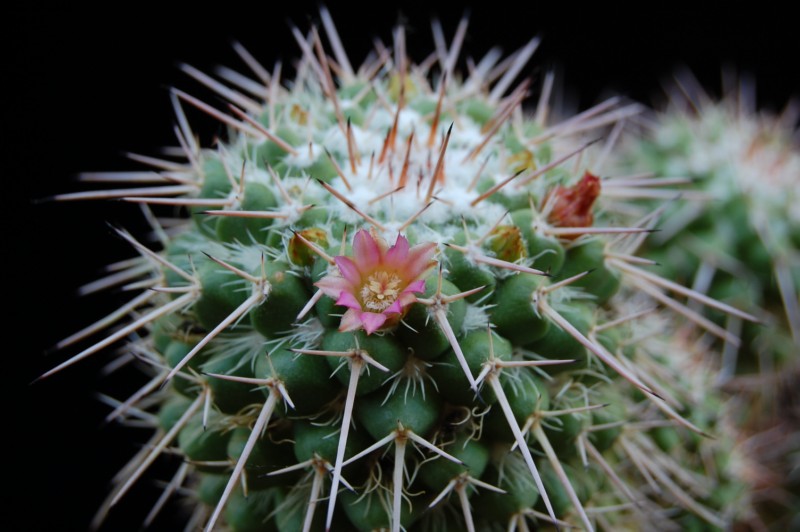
left=282, top=143, right=323, bottom=168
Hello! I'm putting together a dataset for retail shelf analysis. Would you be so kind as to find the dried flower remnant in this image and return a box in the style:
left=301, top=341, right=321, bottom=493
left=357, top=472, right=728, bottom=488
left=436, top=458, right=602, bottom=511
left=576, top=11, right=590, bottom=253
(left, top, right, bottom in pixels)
left=547, top=171, right=601, bottom=231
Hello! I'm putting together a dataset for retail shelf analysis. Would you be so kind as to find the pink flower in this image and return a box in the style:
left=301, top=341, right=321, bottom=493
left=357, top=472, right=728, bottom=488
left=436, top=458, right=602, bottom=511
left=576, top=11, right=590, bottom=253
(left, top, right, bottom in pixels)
left=315, top=229, right=437, bottom=334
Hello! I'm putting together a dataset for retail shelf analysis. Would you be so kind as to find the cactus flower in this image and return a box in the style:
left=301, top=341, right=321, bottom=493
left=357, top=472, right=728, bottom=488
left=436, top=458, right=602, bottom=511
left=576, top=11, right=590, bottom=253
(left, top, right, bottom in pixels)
left=316, top=229, right=436, bottom=334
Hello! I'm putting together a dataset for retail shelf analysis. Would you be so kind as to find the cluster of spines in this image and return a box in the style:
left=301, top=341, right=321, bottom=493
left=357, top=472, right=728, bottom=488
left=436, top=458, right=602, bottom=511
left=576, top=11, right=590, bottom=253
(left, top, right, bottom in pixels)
left=44, top=9, right=761, bottom=531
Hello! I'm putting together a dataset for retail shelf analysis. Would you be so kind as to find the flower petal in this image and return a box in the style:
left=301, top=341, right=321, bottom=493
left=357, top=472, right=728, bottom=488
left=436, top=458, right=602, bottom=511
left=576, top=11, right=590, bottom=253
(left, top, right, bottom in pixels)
left=353, top=229, right=382, bottom=270
left=315, top=275, right=353, bottom=298
left=335, top=291, right=362, bottom=310
left=404, top=242, right=438, bottom=279
left=384, top=300, right=403, bottom=314
left=360, top=312, right=388, bottom=334
left=396, top=291, right=418, bottom=307
left=385, top=291, right=419, bottom=315
left=402, top=279, right=426, bottom=294
left=339, top=309, right=364, bottom=332
left=334, top=256, right=362, bottom=285
left=385, top=234, right=410, bottom=266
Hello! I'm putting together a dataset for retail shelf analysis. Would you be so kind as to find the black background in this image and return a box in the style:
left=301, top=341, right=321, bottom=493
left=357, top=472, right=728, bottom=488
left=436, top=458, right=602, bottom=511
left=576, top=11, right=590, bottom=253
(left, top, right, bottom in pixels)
left=14, top=2, right=798, bottom=530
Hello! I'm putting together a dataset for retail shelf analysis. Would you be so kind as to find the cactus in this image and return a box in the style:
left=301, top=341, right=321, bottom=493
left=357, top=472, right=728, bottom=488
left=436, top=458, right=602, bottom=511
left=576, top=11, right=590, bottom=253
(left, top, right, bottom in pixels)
left=618, top=74, right=799, bottom=377
left=44, top=10, right=762, bottom=531
left=615, top=73, right=800, bottom=528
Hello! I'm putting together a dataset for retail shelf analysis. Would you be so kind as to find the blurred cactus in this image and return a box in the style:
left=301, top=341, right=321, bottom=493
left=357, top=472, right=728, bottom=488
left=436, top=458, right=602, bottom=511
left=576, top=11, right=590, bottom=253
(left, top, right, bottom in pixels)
left=615, top=72, right=800, bottom=528
left=618, top=73, right=799, bottom=380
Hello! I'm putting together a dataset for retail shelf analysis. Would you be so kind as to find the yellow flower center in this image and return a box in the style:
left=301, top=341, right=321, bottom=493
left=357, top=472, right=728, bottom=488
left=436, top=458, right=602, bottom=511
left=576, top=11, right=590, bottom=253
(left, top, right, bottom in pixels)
left=360, top=270, right=402, bottom=311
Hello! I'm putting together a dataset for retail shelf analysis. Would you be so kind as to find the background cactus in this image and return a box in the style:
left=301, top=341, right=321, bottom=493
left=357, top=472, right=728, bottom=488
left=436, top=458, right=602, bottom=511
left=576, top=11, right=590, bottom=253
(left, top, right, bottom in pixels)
left=21, top=5, right=798, bottom=532
left=618, top=74, right=799, bottom=379
left=614, top=74, right=800, bottom=528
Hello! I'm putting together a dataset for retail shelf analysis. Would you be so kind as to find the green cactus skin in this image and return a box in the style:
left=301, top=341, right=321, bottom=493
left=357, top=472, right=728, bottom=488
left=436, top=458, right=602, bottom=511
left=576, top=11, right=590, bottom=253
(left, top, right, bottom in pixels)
left=44, top=10, right=762, bottom=532
left=615, top=74, right=800, bottom=529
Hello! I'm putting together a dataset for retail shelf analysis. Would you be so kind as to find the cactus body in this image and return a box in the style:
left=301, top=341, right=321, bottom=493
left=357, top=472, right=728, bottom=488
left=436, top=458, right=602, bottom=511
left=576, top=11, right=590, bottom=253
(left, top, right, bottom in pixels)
left=47, top=11, right=763, bottom=531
